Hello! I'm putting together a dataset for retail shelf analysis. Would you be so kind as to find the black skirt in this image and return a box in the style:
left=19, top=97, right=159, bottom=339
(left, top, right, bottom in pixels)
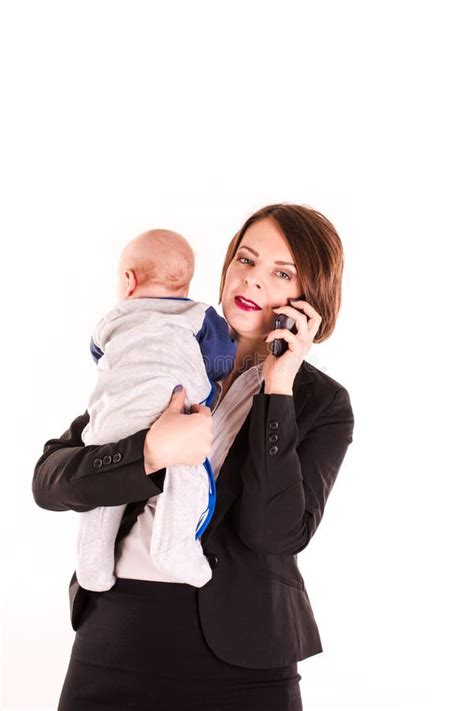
left=58, top=577, right=303, bottom=710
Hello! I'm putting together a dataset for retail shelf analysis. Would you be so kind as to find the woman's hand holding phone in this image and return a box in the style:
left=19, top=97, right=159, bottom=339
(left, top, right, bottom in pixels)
left=262, top=298, right=322, bottom=395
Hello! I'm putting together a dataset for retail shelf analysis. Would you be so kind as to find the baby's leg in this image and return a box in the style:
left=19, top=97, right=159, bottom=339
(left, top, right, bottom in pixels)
left=76, top=505, right=126, bottom=591
left=149, top=464, right=212, bottom=586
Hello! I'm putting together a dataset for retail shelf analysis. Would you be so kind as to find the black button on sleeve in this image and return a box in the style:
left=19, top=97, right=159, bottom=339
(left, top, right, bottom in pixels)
left=268, top=445, right=279, bottom=455
left=103, top=455, right=112, bottom=465
left=268, top=433, right=279, bottom=443
left=93, top=458, right=103, bottom=468
left=269, top=420, right=279, bottom=429
left=112, top=453, right=122, bottom=463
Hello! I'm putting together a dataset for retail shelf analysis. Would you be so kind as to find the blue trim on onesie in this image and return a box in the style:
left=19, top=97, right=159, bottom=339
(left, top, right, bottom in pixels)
left=89, top=338, right=104, bottom=364
left=195, top=457, right=217, bottom=539
left=194, top=380, right=217, bottom=539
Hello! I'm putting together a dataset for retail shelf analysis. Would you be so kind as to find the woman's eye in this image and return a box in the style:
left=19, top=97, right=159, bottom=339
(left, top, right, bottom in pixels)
left=236, top=257, right=291, bottom=280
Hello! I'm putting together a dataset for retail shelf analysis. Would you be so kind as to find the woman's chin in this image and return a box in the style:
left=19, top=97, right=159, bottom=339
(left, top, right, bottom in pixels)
left=224, top=304, right=271, bottom=342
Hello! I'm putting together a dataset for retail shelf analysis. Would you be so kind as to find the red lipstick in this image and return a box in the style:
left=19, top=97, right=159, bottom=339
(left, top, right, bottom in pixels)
left=234, top=295, right=262, bottom=311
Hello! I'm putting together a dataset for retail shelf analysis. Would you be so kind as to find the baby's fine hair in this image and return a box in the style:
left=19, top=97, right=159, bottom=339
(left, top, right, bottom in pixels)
left=119, top=229, right=195, bottom=291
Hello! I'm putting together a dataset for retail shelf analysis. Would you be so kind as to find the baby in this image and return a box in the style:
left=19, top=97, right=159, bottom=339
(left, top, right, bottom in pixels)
left=76, top=229, right=236, bottom=592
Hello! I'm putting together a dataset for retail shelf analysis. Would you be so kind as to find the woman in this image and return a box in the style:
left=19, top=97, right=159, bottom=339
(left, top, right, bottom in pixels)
left=32, top=203, right=355, bottom=710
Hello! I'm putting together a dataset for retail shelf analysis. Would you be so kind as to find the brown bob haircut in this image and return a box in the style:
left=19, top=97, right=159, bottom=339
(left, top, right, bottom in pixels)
left=218, top=203, right=345, bottom=343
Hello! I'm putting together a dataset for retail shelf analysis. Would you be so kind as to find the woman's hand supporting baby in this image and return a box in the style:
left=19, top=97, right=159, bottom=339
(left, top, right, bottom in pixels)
left=143, top=386, right=213, bottom=475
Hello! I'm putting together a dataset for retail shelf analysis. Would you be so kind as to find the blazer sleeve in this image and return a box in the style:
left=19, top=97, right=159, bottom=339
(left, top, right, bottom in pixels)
left=32, top=411, right=166, bottom=512
left=236, top=386, right=354, bottom=555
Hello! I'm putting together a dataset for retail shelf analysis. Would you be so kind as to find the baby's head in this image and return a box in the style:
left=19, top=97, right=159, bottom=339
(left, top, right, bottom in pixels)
left=117, top=229, right=195, bottom=300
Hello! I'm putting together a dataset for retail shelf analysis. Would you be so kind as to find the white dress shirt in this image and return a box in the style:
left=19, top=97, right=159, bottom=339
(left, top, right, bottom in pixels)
left=114, top=361, right=265, bottom=582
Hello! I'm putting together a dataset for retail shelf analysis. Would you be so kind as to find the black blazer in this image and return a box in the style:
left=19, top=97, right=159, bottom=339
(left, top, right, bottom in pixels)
left=32, top=360, right=354, bottom=669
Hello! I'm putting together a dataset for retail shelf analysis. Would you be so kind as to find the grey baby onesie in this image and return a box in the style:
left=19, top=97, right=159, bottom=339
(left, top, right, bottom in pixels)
left=76, top=296, right=236, bottom=591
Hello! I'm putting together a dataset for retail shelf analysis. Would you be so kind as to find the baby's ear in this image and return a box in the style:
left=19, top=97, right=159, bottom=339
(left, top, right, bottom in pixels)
left=123, top=269, right=138, bottom=298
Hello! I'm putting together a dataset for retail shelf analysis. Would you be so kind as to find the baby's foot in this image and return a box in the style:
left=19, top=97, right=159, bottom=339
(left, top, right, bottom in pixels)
left=76, top=539, right=117, bottom=591
left=149, top=539, right=212, bottom=587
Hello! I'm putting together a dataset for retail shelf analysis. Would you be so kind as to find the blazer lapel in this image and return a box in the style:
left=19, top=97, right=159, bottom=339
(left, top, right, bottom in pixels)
left=200, top=366, right=312, bottom=547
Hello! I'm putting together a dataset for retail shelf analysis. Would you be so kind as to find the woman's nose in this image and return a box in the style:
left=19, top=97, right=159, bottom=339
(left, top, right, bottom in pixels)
left=244, top=275, right=262, bottom=288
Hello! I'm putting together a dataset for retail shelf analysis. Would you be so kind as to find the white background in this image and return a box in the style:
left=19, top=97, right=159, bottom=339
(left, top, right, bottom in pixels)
left=1, top=1, right=473, bottom=709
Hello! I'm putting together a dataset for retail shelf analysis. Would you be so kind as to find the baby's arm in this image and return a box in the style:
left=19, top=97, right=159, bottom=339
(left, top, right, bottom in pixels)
left=196, top=306, right=237, bottom=381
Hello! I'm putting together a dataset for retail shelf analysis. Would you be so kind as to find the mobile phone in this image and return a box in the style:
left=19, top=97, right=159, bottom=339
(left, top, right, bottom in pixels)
left=269, top=295, right=306, bottom=358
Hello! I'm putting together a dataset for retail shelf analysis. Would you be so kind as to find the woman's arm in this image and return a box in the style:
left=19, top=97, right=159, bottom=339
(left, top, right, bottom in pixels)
left=236, top=386, right=354, bottom=555
left=32, top=387, right=212, bottom=513
left=32, top=411, right=166, bottom=512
